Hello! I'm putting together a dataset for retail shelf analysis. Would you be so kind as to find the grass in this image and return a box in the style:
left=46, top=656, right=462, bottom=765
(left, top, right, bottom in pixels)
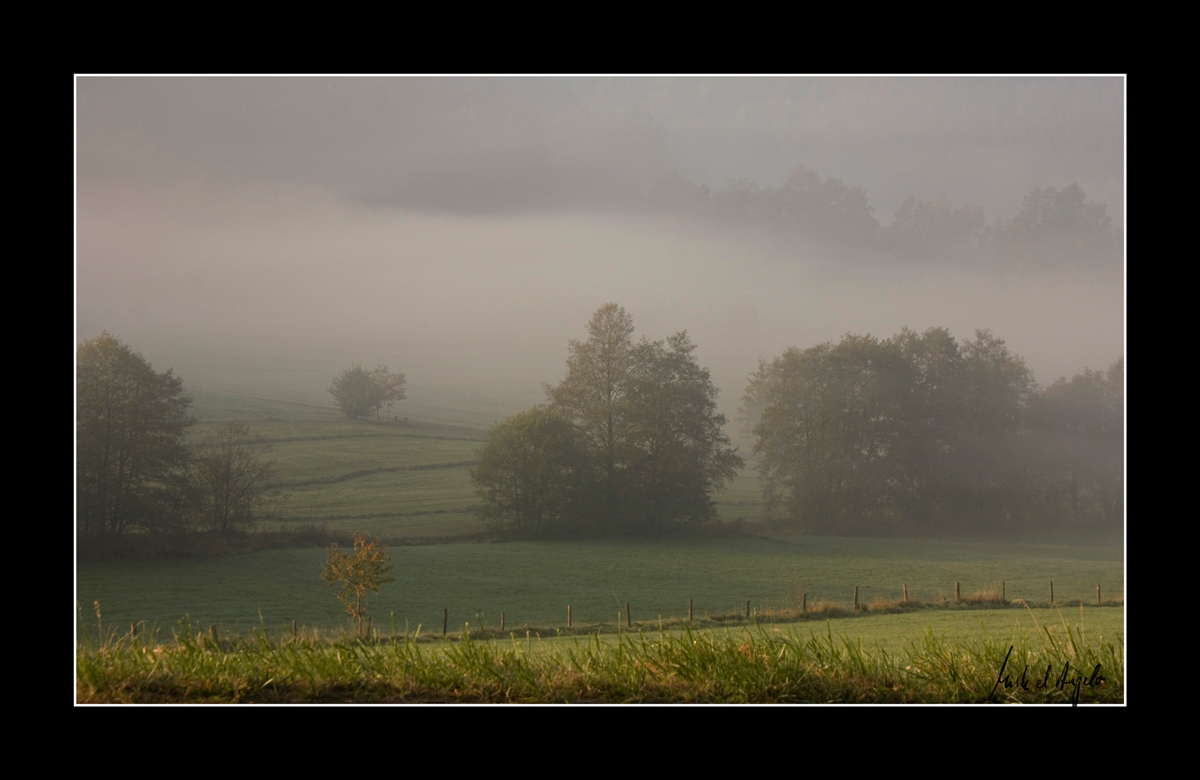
left=77, top=535, right=1124, bottom=641
left=76, top=606, right=1123, bottom=703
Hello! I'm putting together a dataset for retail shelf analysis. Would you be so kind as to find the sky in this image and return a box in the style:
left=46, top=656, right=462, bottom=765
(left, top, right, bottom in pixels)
left=75, top=76, right=1125, bottom=426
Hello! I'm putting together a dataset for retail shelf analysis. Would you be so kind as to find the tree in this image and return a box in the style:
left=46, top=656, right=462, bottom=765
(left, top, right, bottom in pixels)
left=751, top=335, right=892, bottom=533
left=192, top=422, right=281, bottom=533
left=624, top=332, right=741, bottom=531
left=886, top=194, right=985, bottom=254
left=470, top=407, right=581, bottom=537
left=544, top=304, right=741, bottom=534
left=545, top=303, right=637, bottom=527
left=750, top=327, right=1044, bottom=535
left=1030, top=358, right=1123, bottom=526
left=76, top=332, right=194, bottom=536
left=996, top=183, right=1117, bottom=262
left=371, top=366, right=407, bottom=419
left=320, top=533, right=394, bottom=638
left=329, top=365, right=406, bottom=419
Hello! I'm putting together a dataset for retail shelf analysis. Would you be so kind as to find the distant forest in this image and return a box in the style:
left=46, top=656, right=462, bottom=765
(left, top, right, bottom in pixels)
left=647, top=165, right=1120, bottom=264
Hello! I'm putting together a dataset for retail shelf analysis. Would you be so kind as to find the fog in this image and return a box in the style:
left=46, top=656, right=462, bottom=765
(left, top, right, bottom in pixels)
left=75, top=77, right=1124, bottom=427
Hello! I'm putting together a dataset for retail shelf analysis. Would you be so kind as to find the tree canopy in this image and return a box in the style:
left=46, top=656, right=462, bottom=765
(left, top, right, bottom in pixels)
left=749, top=328, right=1120, bottom=534
left=76, top=332, right=194, bottom=536
left=474, top=304, right=741, bottom=537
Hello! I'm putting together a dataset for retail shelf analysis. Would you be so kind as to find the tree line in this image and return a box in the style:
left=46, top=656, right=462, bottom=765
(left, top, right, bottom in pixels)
left=77, top=321, right=1123, bottom=543
left=741, top=328, right=1123, bottom=535
left=649, top=165, right=1119, bottom=263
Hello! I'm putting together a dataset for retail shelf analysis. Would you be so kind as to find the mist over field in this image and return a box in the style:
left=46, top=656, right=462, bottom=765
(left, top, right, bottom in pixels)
left=76, top=77, right=1124, bottom=428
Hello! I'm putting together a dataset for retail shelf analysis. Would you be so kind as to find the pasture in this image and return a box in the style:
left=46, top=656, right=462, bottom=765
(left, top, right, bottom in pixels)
left=77, top=534, right=1123, bottom=642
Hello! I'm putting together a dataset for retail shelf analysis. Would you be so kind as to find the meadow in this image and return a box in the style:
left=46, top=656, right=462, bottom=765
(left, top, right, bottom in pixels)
left=77, top=534, right=1123, bottom=643
left=77, top=388, right=1124, bottom=702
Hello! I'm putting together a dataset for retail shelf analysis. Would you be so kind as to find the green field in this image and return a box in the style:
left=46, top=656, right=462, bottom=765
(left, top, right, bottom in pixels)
left=77, top=534, right=1123, bottom=642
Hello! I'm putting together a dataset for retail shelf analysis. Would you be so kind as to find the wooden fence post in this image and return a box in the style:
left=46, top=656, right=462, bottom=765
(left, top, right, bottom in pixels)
left=854, top=586, right=859, bottom=611
left=501, top=612, right=505, bottom=632
left=802, top=592, right=807, bottom=613
left=688, top=598, right=693, bottom=622
left=1002, top=581, right=1005, bottom=602
left=443, top=608, right=448, bottom=636
left=1050, top=581, right=1054, bottom=605
left=1096, top=585, right=1101, bottom=605
left=903, top=584, right=908, bottom=604
left=625, top=602, right=631, bottom=628
left=567, top=604, right=572, bottom=628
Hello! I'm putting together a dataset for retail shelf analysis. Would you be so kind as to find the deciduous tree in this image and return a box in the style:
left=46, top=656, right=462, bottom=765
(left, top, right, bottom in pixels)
left=192, top=422, right=281, bottom=533
left=543, top=304, right=741, bottom=534
left=76, top=332, right=194, bottom=536
left=470, top=407, right=581, bottom=537
left=329, top=365, right=406, bottom=419
left=320, top=533, right=394, bottom=638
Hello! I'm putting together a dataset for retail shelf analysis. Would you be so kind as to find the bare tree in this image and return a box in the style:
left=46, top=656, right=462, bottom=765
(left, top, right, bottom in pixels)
left=193, top=422, right=281, bottom=532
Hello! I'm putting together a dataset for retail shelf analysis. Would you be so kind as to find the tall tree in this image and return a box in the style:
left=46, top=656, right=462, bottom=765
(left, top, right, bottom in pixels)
left=625, top=332, right=742, bottom=532
left=546, top=303, right=637, bottom=527
left=76, top=332, right=194, bottom=536
left=532, top=304, right=741, bottom=535
left=752, top=335, right=891, bottom=533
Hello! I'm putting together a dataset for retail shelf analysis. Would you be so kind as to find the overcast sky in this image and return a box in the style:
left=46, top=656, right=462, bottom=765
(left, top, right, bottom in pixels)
left=75, top=76, right=1125, bottom=425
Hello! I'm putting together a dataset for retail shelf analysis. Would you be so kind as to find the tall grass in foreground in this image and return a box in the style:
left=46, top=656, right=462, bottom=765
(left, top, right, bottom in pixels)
left=77, top=611, right=1122, bottom=703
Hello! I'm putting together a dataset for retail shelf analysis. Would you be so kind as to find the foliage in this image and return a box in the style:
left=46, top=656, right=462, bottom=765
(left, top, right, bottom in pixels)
left=329, top=365, right=406, bottom=419
left=192, top=422, right=282, bottom=532
left=885, top=194, right=985, bottom=254
left=623, top=332, right=743, bottom=531
left=470, top=407, right=581, bottom=537
left=709, top=164, right=880, bottom=244
left=533, top=304, right=742, bottom=535
left=1028, top=359, right=1124, bottom=526
left=993, top=183, right=1118, bottom=261
left=320, top=533, right=395, bottom=636
left=474, top=305, right=741, bottom=537
left=76, top=332, right=194, bottom=536
left=748, top=327, right=1115, bottom=534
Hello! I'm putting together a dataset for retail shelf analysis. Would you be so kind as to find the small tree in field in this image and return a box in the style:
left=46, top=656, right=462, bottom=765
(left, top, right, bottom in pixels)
left=320, top=533, right=394, bottom=637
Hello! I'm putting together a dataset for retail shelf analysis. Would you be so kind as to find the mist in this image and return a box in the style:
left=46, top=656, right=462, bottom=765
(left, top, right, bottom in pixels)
left=75, top=77, right=1124, bottom=428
